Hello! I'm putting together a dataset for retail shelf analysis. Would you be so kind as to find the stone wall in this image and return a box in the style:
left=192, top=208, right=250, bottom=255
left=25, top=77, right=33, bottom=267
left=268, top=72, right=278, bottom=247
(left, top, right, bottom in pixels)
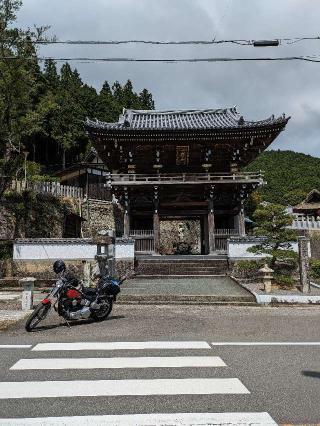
left=13, top=259, right=87, bottom=281
left=81, top=200, right=123, bottom=237
left=159, top=220, right=201, bottom=255
left=308, top=231, right=320, bottom=259
left=0, top=192, right=77, bottom=240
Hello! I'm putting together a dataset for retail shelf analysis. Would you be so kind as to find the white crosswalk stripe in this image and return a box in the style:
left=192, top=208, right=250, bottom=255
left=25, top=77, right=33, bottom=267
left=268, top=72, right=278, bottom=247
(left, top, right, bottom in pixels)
left=0, top=378, right=250, bottom=399
left=32, top=341, right=211, bottom=351
left=0, top=340, right=278, bottom=425
left=0, top=412, right=278, bottom=425
left=11, top=356, right=226, bottom=370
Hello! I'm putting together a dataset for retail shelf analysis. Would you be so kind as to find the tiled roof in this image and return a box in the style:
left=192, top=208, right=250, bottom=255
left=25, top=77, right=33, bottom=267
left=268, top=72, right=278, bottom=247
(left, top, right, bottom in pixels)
left=86, top=107, right=289, bottom=131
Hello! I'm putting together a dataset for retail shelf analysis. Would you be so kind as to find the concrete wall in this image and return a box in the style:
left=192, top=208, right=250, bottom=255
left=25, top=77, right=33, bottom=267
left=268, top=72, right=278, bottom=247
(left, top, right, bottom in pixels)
left=13, top=239, right=97, bottom=261
left=228, top=237, right=310, bottom=260
left=11, top=238, right=135, bottom=280
left=115, top=239, right=135, bottom=259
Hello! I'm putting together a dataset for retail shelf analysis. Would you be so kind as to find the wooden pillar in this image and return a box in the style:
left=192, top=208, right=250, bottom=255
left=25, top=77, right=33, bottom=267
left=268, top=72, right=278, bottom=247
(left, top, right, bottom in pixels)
left=153, top=186, right=160, bottom=255
left=153, top=213, right=160, bottom=255
left=203, top=215, right=209, bottom=255
left=208, top=210, right=216, bottom=254
left=123, top=186, right=130, bottom=238
left=207, top=186, right=216, bottom=255
left=238, top=201, right=246, bottom=237
left=124, top=212, right=130, bottom=238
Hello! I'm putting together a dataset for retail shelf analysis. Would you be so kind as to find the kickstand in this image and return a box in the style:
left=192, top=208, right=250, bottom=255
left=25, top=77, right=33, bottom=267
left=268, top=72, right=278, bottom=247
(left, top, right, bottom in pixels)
left=64, top=318, right=71, bottom=328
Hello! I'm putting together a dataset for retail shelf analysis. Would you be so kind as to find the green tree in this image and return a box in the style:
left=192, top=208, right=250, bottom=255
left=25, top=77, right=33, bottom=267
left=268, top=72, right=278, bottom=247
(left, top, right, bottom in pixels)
left=0, top=0, right=48, bottom=194
left=249, top=203, right=297, bottom=269
left=139, top=88, right=155, bottom=109
left=245, top=150, right=320, bottom=204
left=282, top=189, right=308, bottom=206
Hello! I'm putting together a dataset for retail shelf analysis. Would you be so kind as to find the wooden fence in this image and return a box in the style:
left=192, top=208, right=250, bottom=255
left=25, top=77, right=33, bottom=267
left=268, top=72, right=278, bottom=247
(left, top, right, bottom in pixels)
left=11, top=180, right=84, bottom=199
left=214, top=229, right=239, bottom=253
left=130, top=230, right=155, bottom=253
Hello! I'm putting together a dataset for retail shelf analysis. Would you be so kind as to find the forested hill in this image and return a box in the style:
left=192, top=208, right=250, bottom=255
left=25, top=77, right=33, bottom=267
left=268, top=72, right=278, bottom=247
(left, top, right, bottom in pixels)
left=245, top=150, right=320, bottom=205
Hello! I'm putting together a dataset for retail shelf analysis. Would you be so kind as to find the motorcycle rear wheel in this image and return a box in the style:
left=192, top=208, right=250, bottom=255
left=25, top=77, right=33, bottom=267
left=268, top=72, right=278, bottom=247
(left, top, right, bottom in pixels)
left=91, top=299, right=113, bottom=322
left=25, top=304, right=51, bottom=332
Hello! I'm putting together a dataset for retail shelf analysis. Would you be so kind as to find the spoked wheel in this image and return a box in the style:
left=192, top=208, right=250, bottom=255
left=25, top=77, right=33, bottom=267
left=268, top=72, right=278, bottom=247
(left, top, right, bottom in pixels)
left=91, top=299, right=113, bottom=322
left=25, top=304, right=51, bottom=332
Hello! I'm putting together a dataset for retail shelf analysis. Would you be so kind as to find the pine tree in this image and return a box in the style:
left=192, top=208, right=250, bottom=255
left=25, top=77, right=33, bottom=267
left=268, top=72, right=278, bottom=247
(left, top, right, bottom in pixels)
left=139, top=88, right=155, bottom=110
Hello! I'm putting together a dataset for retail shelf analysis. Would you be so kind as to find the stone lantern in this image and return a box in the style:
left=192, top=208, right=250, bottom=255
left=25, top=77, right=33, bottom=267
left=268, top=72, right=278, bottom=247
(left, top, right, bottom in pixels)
left=259, top=264, right=274, bottom=294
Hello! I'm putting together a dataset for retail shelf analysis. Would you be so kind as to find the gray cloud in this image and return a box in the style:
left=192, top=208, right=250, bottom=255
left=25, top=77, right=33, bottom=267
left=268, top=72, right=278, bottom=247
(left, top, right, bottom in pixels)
left=17, top=0, right=320, bottom=156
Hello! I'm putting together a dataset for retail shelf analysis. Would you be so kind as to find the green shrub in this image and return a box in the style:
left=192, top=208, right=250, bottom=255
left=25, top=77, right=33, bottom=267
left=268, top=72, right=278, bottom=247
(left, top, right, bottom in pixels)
left=274, top=274, right=295, bottom=287
left=0, top=242, right=13, bottom=261
left=235, top=260, right=264, bottom=271
left=310, top=260, right=320, bottom=279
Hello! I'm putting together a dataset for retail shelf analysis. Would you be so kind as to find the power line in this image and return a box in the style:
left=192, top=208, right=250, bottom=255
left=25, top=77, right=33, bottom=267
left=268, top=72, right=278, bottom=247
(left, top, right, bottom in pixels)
left=1, top=36, right=320, bottom=46
left=2, top=55, right=320, bottom=63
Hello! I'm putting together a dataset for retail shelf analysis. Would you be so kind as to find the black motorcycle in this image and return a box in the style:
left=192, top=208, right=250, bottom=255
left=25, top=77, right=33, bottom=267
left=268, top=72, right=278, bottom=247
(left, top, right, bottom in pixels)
left=25, top=275, right=125, bottom=332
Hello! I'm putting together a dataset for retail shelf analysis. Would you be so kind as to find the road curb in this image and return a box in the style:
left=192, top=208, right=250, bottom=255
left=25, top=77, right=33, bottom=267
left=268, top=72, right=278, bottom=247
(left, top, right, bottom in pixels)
left=231, top=276, right=320, bottom=305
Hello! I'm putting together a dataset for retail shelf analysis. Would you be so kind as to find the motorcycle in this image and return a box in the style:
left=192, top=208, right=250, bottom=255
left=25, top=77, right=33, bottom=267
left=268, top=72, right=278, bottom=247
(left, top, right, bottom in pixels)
left=25, top=274, right=126, bottom=332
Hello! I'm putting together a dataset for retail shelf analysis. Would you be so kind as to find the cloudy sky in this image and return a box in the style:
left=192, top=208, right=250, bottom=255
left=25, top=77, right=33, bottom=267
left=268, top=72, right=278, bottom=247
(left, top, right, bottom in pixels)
left=17, top=0, right=320, bottom=157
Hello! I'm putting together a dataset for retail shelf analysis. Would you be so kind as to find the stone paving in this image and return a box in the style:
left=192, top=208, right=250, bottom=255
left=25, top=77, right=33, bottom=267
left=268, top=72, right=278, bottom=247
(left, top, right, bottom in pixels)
left=121, top=276, right=252, bottom=297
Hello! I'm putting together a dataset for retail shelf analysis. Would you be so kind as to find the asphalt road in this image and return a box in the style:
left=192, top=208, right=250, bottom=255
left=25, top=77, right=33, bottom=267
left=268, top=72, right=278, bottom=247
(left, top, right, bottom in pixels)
left=0, top=304, right=320, bottom=425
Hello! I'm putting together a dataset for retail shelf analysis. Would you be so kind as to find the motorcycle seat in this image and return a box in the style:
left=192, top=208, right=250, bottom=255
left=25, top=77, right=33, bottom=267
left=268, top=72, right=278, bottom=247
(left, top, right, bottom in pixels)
left=83, top=287, right=97, bottom=297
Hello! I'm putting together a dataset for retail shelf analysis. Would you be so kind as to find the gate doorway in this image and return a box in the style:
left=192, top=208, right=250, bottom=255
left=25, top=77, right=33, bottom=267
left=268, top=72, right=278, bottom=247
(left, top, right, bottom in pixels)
left=159, top=219, right=201, bottom=255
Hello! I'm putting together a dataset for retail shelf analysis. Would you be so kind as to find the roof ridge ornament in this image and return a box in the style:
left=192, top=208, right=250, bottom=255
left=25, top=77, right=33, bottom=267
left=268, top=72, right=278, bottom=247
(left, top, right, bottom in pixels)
left=238, top=116, right=245, bottom=125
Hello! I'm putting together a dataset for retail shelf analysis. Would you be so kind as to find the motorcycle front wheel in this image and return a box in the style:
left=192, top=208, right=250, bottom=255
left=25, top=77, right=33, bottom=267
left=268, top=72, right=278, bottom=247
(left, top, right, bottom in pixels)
left=25, top=304, right=51, bottom=332
left=91, top=299, right=113, bottom=322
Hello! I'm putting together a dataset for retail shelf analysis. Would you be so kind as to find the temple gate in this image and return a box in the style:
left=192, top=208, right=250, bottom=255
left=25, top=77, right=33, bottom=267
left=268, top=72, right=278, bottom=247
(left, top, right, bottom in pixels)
left=86, top=107, right=289, bottom=256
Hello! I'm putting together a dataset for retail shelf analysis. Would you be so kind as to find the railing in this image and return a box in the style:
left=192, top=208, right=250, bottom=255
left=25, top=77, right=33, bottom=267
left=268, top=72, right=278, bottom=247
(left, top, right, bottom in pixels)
left=130, top=229, right=154, bottom=236
left=130, top=230, right=155, bottom=253
left=290, top=215, right=320, bottom=230
left=11, top=180, right=84, bottom=199
left=107, top=172, right=263, bottom=186
left=214, top=229, right=239, bottom=236
left=214, top=229, right=239, bottom=253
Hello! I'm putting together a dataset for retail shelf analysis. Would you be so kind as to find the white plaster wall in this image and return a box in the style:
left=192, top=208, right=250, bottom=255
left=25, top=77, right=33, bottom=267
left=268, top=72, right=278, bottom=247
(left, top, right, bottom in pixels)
left=115, top=242, right=135, bottom=259
left=228, top=241, right=311, bottom=259
left=14, top=243, right=98, bottom=261
left=228, top=243, right=266, bottom=259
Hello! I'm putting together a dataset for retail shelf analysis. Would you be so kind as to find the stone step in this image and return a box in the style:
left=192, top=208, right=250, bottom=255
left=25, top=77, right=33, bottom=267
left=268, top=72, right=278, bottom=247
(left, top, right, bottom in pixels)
left=136, top=274, right=228, bottom=278
left=138, top=260, right=229, bottom=265
left=135, top=265, right=229, bottom=276
left=118, top=294, right=256, bottom=305
left=136, top=269, right=228, bottom=276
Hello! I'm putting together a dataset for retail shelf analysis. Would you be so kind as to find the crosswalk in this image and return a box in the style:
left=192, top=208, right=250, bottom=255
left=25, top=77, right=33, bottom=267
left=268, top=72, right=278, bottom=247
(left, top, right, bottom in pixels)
left=0, top=340, right=278, bottom=425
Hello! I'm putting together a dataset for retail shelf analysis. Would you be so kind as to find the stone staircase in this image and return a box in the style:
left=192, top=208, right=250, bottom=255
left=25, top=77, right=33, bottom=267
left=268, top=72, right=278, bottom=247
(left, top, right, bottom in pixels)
left=135, top=255, right=229, bottom=277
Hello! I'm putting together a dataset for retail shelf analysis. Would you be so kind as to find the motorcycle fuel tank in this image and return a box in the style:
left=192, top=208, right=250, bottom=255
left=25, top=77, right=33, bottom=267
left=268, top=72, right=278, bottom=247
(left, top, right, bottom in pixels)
left=66, top=289, right=81, bottom=299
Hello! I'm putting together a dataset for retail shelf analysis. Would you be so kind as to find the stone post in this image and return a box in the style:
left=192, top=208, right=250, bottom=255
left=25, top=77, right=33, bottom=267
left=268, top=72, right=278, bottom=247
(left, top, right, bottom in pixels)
left=259, top=264, right=274, bottom=294
left=298, top=236, right=310, bottom=294
left=82, top=260, right=91, bottom=287
left=93, top=231, right=115, bottom=278
left=20, top=277, right=36, bottom=311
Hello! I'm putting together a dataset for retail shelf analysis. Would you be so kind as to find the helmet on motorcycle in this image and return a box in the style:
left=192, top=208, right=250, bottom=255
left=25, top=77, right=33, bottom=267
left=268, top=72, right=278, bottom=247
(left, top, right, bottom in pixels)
left=53, top=259, right=66, bottom=274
